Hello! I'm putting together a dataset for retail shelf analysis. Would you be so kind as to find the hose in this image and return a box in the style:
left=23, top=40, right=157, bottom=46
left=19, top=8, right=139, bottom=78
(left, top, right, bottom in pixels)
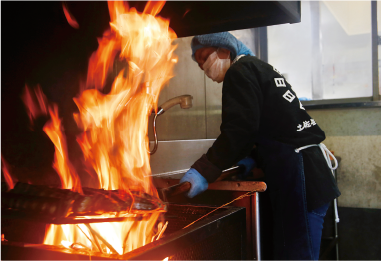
left=149, top=108, right=164, bottom=155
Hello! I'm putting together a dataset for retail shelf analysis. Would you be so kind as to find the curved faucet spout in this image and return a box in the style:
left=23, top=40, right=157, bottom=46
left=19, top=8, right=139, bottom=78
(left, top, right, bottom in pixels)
left=157, top=95, right=193, bottom=115
left=149, top=95, right=193, bottom=155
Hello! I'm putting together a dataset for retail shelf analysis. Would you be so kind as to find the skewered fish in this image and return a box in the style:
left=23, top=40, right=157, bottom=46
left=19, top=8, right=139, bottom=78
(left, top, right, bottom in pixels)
left=2, top=182, right=166, bottom=219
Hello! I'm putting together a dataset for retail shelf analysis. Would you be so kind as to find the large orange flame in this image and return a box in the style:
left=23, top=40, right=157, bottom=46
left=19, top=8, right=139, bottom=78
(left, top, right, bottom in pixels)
left=43, top=1, right=177, bottom=255
left=73, top=0, right=177, bottom=194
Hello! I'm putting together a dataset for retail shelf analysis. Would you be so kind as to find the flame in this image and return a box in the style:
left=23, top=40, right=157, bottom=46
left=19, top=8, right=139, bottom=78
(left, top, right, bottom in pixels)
left=1, top=156, right=15, bottom=190
left=45, top=225, right=92, bottom=250
left=21, top=84, right=48, bottom=128
left=73, top=0, right=177, bottom=193
left=42, top=0, right=176, bottom=255
left=22, top=85, right=83, bottom=193
left=43, top=104, right=83, bottom=193
left=62, top=2, right=79, bottom=29
left=61, top=240, right=73, bottom=249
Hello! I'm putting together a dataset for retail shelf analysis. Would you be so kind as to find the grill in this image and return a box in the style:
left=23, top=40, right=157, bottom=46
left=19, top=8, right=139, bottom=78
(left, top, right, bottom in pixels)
left=1, top=203, right=246, bottom=260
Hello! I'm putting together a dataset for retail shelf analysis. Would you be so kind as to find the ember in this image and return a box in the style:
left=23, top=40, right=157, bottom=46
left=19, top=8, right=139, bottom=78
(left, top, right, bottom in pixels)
left=4, top=0, right=177, bottom=255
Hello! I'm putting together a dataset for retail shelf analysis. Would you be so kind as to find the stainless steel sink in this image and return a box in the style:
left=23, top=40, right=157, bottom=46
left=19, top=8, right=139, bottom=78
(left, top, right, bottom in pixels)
left=149, top=139, right=215, bottom=179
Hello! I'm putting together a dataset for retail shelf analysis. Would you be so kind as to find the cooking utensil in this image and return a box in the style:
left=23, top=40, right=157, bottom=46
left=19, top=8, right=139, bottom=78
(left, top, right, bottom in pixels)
left=158, top=165, right=245, bottom=201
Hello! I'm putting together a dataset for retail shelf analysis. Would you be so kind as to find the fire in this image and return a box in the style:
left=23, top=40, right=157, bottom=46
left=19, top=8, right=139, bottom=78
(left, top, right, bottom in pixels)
left=21, top=85, right=83, bottom=193
left=20, top=0, right=177, bottom=255
left=1, top=156, right=14, bottom=190
left=21, top=84, right=48, bottom=128
left=62, top=2, right=79, bottom=29
left=44, top=104, right=83, bottom=193
left=73, top=0, right=177, bottom=194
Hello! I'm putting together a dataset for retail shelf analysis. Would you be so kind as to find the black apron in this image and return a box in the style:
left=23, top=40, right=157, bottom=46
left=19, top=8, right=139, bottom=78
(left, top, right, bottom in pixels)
left=257, top=137, right=313, bottom=260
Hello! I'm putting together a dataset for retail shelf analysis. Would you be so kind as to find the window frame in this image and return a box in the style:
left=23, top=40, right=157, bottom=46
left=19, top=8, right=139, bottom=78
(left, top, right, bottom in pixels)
left=257, top=1, right=381, bottom=109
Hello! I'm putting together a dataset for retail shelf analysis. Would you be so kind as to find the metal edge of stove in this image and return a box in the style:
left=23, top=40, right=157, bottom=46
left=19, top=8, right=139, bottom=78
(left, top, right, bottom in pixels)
left=1, top=204, right=246, bottom=260
left=0, top=243, right=119, bottom=260
left=121, top=204, right=247, bottom=260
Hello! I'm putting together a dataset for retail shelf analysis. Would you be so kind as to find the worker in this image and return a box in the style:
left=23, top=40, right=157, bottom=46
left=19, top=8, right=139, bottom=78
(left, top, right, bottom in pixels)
left=179, top=32, right=341, bottom=260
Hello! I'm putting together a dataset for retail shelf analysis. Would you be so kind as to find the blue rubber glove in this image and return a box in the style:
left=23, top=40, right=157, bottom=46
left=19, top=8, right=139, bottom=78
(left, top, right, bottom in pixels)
left=236, top=157, right=256, bottom=179
left=179, top=168, right=208, bottom=198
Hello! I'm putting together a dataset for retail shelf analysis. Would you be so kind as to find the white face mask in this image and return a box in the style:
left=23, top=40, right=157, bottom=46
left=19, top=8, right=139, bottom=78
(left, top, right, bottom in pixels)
left=202, top=50, right=230, bottom=83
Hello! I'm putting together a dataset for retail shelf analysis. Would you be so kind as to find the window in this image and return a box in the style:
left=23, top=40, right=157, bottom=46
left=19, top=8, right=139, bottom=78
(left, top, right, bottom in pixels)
left=267, top=1, right=380, bottom=103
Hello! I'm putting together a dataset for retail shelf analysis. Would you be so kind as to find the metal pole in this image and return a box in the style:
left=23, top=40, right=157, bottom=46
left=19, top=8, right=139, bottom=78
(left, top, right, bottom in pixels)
left=254, top=192, right=261, bottom=260
left=371, top=1, right=380, bottom=101
left=310, top=1, right=323, bottom=100
left=334, top=198, right=339, bottom=260
left=254, top=27, right=268, bottom=63
left=333, top=168, right=340, bottom=260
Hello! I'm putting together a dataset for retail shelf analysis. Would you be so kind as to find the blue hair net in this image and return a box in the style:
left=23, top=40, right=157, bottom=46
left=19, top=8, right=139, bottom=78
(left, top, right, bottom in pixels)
left=191, top=32, right=255, bottom=61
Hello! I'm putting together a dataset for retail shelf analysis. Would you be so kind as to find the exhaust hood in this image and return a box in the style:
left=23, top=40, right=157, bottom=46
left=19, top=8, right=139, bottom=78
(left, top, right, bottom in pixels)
left=128, top=1, right=301, bottom=37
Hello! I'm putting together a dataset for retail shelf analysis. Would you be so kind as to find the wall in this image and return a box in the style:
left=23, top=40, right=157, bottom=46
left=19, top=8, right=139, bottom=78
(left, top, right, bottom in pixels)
left=308, top=108, right=381, bottom=209
left=148, top=36, right=206, bottom=141
left=148, top=30, right=255, bottom=141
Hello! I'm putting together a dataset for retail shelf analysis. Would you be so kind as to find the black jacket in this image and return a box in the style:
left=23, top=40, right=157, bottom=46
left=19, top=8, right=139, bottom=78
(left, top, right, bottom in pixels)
left=192, top=56, right=340, bottom=210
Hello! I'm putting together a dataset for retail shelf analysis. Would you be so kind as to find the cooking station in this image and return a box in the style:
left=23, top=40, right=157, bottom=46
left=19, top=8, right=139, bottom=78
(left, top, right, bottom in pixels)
left=1, top=1, right=300, bottom=260
left=2, top=202, right=247, bottom=260
left=2, top=143, right=266, bottom=260
left=2, top=178, right=265, bottom=260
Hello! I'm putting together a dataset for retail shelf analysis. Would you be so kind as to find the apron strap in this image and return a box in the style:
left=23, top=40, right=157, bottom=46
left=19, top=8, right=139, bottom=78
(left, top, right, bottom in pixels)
left=295, top=143, right=338, bottom=170
left=295, top=143, right=340, bottom=223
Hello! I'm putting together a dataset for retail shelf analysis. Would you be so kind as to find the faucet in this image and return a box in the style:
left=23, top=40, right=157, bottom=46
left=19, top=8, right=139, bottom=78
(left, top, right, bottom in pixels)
left=156, top=95, right=193, bottom=115
left=149, top=95, right=193, bottom=155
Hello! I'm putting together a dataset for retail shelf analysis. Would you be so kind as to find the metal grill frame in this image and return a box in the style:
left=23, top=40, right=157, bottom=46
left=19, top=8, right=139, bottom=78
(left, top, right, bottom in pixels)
left=1, top=204, right=246, bottom=260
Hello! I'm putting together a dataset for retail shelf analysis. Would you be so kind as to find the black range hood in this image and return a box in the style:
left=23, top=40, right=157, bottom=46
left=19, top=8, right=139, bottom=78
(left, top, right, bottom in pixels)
left=129, top=1, right=301, bottom=37
left=2, top=0, right=301, bottom=105
left=40, top=1, right=301, bottom=38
